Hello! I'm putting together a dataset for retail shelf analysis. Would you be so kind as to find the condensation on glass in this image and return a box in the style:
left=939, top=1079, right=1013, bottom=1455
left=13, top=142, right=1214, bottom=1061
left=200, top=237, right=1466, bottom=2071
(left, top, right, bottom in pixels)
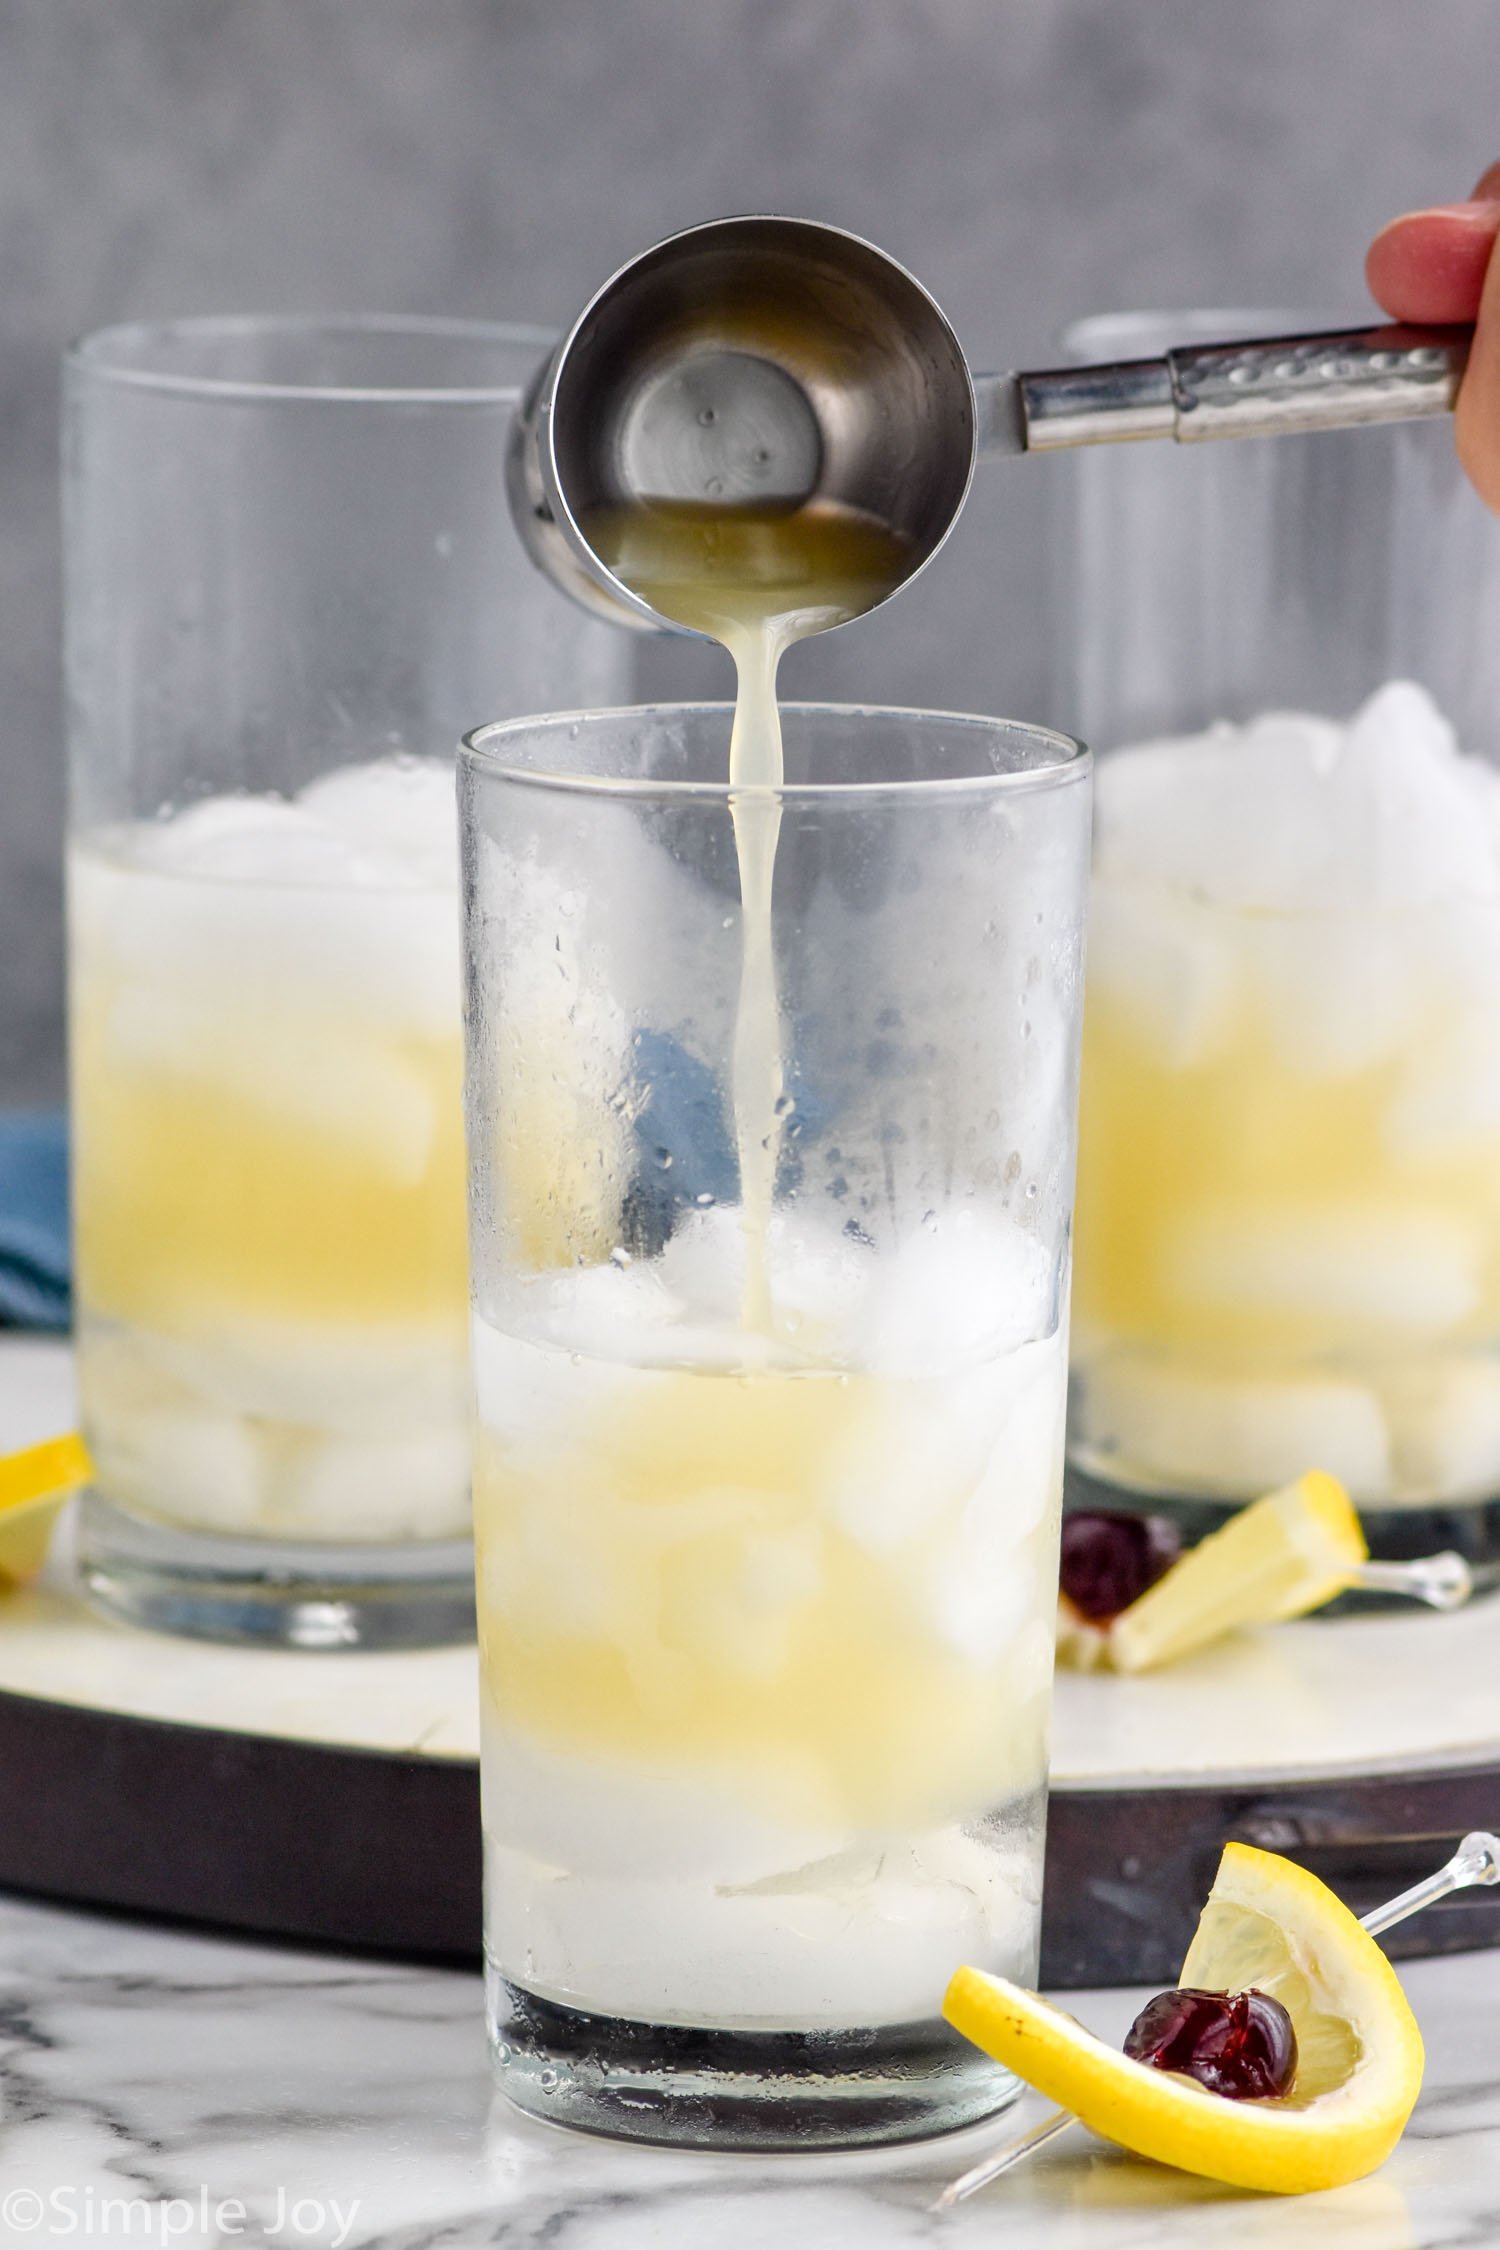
left=461, top=700, right=1090, bottom=2147
left=65, top=316, right=630, bottom=1648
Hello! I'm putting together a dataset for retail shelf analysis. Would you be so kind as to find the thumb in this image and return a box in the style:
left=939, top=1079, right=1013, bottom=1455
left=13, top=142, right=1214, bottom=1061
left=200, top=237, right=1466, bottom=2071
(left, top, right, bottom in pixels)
left=1365, top=201, right=1500, bottom=325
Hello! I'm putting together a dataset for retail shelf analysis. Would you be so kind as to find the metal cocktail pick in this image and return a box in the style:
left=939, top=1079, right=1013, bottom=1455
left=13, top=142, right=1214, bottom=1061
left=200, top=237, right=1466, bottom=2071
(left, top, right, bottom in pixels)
left=934, top=1829, right=1500, bottom=2212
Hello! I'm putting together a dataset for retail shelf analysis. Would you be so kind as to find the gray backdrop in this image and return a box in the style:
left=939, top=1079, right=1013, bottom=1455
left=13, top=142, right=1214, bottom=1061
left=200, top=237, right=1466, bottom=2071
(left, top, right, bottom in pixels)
left=4, top=0, right=1497, bottom=1097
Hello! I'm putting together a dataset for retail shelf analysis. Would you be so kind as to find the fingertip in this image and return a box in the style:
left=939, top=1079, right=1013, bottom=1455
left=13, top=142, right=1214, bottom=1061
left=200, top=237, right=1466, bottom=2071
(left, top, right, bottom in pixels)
left=1365, top=205, right=1499, bottom=324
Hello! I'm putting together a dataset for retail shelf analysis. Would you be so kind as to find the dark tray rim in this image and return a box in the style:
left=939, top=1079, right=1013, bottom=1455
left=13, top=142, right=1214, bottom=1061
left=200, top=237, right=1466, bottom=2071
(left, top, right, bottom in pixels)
left=4, top=1683, right=1499, bottom=1988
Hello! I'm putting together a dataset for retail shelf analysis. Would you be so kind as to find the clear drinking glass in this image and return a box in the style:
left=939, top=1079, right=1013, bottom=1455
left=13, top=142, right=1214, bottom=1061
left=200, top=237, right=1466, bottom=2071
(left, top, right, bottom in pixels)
left=1061, top=310, right=1500, bottom=1573
left=462, top=700, right=1090, bottom=2148
left=65, top=316, right=630, bottom=1648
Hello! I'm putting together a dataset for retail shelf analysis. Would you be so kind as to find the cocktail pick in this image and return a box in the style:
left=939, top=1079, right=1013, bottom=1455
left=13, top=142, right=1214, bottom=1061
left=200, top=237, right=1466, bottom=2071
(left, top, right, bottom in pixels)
left=934, top=1830, right=1500, bottom=2211
left=1352, top=1553, right=1473, bottom=1609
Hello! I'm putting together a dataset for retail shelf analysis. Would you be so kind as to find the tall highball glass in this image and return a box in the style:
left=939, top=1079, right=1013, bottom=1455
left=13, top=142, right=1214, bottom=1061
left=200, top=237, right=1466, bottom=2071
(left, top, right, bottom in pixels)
left=65, top=317, right=629, bottom=1648
left=462, top=701, right=1090, bottom=2148
left=1063, top=310, right=1500, bottom=1572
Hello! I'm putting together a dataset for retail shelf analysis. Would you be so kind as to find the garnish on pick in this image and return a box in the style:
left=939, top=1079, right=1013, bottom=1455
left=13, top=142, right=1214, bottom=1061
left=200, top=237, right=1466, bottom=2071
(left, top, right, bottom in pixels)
left=943, top=1841, right=1425, bottom=2195
left=1056, top=1470, right=1368, bottom=1672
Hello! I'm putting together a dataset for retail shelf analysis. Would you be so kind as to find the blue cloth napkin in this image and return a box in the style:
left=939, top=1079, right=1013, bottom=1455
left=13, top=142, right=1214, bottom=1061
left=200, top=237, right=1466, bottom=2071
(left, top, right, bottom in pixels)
left=0, top=1113, right=71, bottom=1331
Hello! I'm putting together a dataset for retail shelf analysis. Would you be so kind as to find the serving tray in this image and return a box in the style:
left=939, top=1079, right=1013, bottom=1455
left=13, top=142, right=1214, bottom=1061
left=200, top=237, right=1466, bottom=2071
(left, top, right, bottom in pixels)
left=3, top=1340, right=1496, bottom=1986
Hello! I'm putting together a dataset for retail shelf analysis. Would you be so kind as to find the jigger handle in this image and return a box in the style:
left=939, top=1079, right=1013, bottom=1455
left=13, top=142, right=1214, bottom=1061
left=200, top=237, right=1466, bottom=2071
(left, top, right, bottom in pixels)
left=978, top=323, right=1472, bottom=454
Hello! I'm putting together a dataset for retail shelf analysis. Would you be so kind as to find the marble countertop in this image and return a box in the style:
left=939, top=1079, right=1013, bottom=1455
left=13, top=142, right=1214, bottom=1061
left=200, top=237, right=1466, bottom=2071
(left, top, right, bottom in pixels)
left=0, top=1885, right=1494, bottom=2249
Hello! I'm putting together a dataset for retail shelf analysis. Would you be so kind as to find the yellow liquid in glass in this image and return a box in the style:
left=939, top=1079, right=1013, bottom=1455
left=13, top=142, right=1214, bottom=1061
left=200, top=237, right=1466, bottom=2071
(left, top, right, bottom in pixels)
left=475, top=1329, right=1056, bottom=1831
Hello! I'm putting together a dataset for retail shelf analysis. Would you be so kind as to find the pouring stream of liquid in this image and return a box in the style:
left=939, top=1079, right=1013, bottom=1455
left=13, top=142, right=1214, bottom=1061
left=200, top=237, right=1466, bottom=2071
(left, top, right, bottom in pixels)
left=582, top=501, right=910, bottom=1336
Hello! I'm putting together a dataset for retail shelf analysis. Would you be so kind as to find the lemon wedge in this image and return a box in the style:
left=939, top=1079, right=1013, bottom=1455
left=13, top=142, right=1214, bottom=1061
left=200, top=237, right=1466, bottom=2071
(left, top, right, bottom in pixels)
left=0, top=1431, right=93, bottom=1584
left=1104, top=1470, right=1365, bottom=1673
left=944, top=1841, right=1424, bottom=2195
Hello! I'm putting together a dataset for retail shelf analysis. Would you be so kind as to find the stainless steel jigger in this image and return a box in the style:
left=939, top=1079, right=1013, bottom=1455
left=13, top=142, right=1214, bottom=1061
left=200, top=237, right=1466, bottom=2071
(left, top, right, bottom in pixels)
left=507, top=215, right=976, bottom=632
left=508, top=214, right=1473, bottom=636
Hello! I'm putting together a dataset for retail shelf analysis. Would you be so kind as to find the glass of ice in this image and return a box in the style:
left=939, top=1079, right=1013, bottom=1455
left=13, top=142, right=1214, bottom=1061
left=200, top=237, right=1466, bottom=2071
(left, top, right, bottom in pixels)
left=461, top=700, right=1091, bottom=2148
left=1061, top=311, right=1500, bottom=1574
left=65, top=317, right=630, bottom=1647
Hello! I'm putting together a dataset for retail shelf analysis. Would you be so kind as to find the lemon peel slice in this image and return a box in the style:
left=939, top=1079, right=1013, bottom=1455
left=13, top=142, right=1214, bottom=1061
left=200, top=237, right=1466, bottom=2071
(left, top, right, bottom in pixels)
left=0, top=1431, right=93, bottom=1584
left=944, top=1841, right=1424, bottom=2195
left=1103, top=1470, right=1366, bottom=1673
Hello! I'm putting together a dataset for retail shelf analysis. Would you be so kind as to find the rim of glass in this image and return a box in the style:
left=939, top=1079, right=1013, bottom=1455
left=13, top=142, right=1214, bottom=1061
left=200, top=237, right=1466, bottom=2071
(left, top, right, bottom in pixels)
left=461, top=702, right=1090, bottom=802
left=64, top=314, right=555, bottom=405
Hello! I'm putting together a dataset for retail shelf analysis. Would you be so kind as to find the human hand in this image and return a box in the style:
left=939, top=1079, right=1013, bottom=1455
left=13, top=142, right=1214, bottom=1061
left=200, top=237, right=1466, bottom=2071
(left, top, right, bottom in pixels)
left=1366, top=164, right=1500, bottom=510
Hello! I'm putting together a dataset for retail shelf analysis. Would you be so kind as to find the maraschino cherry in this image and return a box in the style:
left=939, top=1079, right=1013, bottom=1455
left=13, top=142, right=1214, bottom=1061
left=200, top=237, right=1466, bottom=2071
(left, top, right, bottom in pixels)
left=1059, top=1508, right=1183, bottom=1622
left=1124, top=1986, right=1298, bottom=2100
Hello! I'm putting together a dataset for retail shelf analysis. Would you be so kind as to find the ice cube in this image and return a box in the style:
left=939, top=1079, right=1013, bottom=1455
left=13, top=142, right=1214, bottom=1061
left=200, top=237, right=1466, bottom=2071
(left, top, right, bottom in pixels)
left=1094, top=681, right=1500, bottom=914
left=1384, top=1008, right=1500, bottom=1159
left=282, top=1424, right=471, bottom=1542
left=766, top=1211, right=870, bottom=1349
left=298, top=756, right=458, bottom=889
left=91, top=1403, right=268, bottom=1533
left=827, top=1363, right=1005, bottom=1556
left=650, top=1205, right=868, bottom=1349
left=71, top=842, right=462, bottom=1044
left=651, top=1203, right=745, bottom=1324
left=141, top=1319, right=468, bottom=1438
left=858, top=1205, right=1057, bottom=1376
left=137, top=794, right=379, bottom=886
left=657, top=1519, right=824, bottom=1684
left=483, top=1810, right=1036, bottom=2025
left=81, top=1318, right=471, bottom=1539
left=929, top=1546, right=1041, bottom=1672
left=537, top=1256, right=684, bottom=1361
left=1332, top=679, right=1500, bottom=906
left=1162, top=1203, right=1483, bottom=1339
left=926, top=1334, right=1066, bottom=1661
left=1382, top=1355, right=1500, bottom=1504
left=470, top=1311, right=632, bottom=1447
left=1074, top=1351, right=1393, bottom=1501
left=481, top=1716, right=846, bottom=1886
left=1093, top=708, right=1345, bottom=907
left=1086, top=879, right=1237, bottom=1068
left=1247, top=913, right=1423, bottom=1080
